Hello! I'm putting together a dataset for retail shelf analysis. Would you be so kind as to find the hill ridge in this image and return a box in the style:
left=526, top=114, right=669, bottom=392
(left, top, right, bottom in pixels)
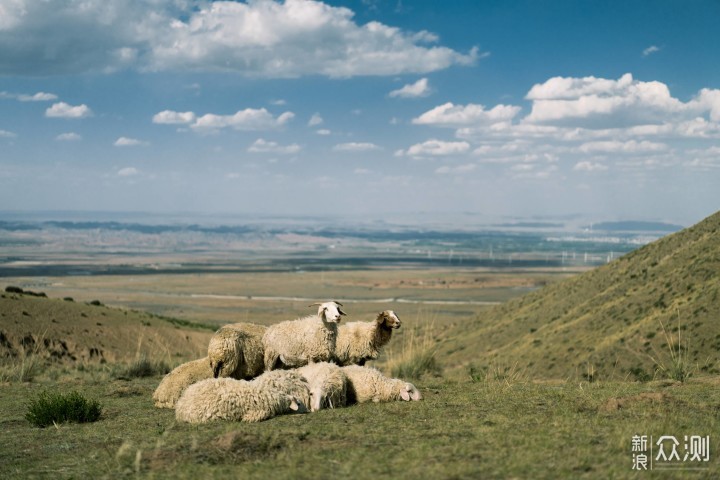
left=443, top=210, right=720, bottom=380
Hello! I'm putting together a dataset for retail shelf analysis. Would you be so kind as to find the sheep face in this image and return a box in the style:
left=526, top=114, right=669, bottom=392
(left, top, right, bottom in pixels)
left=377, top=310, right=401, bottom=330
left=316, top=301, right=347, bottom=324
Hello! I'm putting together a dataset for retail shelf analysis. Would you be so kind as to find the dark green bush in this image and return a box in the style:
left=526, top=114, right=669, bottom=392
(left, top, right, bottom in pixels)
left=25, top=390, right=102, bottom=428
left=118, top=356, right=170, bottom=379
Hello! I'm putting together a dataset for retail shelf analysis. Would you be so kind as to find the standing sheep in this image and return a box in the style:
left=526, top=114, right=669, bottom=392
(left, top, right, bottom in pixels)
left=174, top=377, right=304, bottom=424
left=297, top=362, right=348, bottom=411
left=262, top=301, right=346, bottom=370
left=335, top=310, right=401, bottom=366
left=342, top=365, right=422, bottom=403
left=208, top=322, right=266, bottom=379
left=152, top=357, right=213, bottom=409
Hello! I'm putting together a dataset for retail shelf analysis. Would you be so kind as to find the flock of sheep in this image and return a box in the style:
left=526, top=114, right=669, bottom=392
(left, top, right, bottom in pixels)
left=152, top=301, right=423, bottom=423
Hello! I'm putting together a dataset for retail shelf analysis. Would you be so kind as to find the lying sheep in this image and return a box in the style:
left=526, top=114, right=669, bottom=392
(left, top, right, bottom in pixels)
left=175, top=377, right=304, bottom=424
left=335, top=310, right=401, bottom=366
left=152, top=357, right=213, bottom=409
left=208, top=322, right=266, bottom=379
left=252, top=369, right=312, bottom=411
left=342, top=365, right=422, bottom=403
left=297, top=362, right=348, bottom=411
left=262, top=301, right=346, bottom=370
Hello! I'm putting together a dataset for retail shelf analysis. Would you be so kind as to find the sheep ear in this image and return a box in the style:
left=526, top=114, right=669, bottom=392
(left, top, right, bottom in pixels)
left=400, top=390, right=411, bottom=401
left=333, top=300, right=344, bottom=307
left=338, top=307, right=347, bottom=316
left=213, top=361, right=222, bottom=379
left=289, top=398, right=300, bottom=411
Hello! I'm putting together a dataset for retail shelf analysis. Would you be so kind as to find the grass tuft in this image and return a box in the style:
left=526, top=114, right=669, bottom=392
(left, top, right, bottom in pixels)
left=25, top=390, right=102, bottom=428
left=118, top=356, right=170, bottom=379
left=384, top=315, right=442, bottom=380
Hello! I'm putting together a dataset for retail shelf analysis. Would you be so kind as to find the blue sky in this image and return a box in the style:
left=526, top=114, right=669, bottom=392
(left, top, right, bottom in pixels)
left=1, top=0, right=719, bottom=225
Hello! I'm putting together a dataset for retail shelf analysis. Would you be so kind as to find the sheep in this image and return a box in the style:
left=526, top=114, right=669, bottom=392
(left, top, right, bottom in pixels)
left=252, top=369, right=312, bottom=411
left=207, top=322, right=266, bottom=379
left=262, top=301, right=346, bottom=370
left=152, top=357, right=213, bottom=409
left=342, top=365, right=422, bottom=404
left=297, top=362, right=348, bottom=411
left=335, top=310, right=401, bottom=366
left=174, top=377, right=304, bottom=424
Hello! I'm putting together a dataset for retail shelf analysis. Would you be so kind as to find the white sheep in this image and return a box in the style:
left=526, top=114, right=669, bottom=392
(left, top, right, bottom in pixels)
left=251, top=369, right=312, bottom=411
left=296, top=362, right=348, bottom=411
left=207, top=322, right=266, bottom=379
left=175, top=377, right=304, bottom=424
left=262, top=301, right=346, bottom=370
left=335, top=310, right=401, bottom=366
left=342, top=365, right=422, bottom=403
left=152, top=357, right=213, bottom=409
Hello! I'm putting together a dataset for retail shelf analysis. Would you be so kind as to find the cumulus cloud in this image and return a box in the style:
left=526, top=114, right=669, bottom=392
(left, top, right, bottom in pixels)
left=55, top=132, right=82, bottom=141
left=114, top=137, right=148, bottom=147
left=573, top=161, right=608, bottom=172
left=191, top=108, right=294, bottom=132
left=642, top=45, right=660, bottom=57
left=316, top=129, right=331, bottom=135
left=578, top=140, right=668, bottom=154
left=333, top=142, right=381, bottom=152
left=0, top=129, right=17, bottom=138
left=413, top=102, right=521, bottom=126
left=389, top=78, right=431, bottom=98
left=0, top=0, right=477, bottom=77
left=45, top=102, right=92, bottom=119
left=18, top=92, right=58, bottom=102
left=398, top=139, right=470, bottom=157
left=152, top=110, right=196, bottom=124
left=435, top=163, right=476, bottom=174
left=523, top=73, right=696, bottom=126
left=117, top=167, right=139, bottom=176
left=248, top=138, right=301, bottom=154
left=308, top=113, right=323, bottom=126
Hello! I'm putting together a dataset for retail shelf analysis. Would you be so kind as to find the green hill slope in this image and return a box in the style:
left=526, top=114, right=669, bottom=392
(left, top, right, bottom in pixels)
left=442, top=211, right=720, bottom=380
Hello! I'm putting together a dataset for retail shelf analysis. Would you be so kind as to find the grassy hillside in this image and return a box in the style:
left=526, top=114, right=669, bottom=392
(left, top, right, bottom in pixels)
left=0, top=289, right=214, bottom=372
left=442, top=210, right=720, bottom=381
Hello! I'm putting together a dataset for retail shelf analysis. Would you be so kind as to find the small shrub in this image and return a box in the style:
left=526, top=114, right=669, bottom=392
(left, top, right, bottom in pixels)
left=5, top=286, right=24, bottom=294
left=118, top=356, right=170, bottom=379
left=384, top=315, right=442, bottom=380
left=88, top=300, right=103, bottom=306
left=25, top=390, right=102, bottom=428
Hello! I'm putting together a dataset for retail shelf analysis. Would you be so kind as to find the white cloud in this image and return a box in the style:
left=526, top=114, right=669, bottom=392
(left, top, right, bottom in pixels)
left=413, top=102, right=521, bottom=126
left=435, top=163, right=476, bottom=174
left=248, top=138, right=301, bottom=154
left=389, top=78, right=431, bottom=98
left=316, top=129, right=331, bottom=135
left=55, top=132, right=82, bottom=141
left=573, top=161, right=608, bottom=172
left=0, top=0, right=477, bottom=77
left=45, top=102, right=92, bottom=119
left=523, top=73, right=693, bottom=126
left=333, top=142, right=381, bottom=152
left=642, top=45, right=660, bottom=57
left=152, top=110, right=196, bottom=124
left=578, top=140, right=668, bottom=154
left=399, top=139, right=470, bottom=157
left=308, top=113, right=323, bottom=126
left=114, top=137, right=148, bottom=147
left=353, top=168, right=371, bottom=175
left=270, top=99, right=287, bottom=106
left=0, top=129, right=17, bottom=138
left=117, top=167, right=139, bottom=176
left=18, top=91, right=58, bottom=102
left=191, top=108, right=294, bottom=132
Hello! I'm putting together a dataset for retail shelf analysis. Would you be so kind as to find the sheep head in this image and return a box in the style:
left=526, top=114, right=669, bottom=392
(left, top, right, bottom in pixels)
left=376, top=310, right=401, bottom=330
left=400, top=382, right=423, bottom=401
left=309, top=301, right=347, bottom=323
